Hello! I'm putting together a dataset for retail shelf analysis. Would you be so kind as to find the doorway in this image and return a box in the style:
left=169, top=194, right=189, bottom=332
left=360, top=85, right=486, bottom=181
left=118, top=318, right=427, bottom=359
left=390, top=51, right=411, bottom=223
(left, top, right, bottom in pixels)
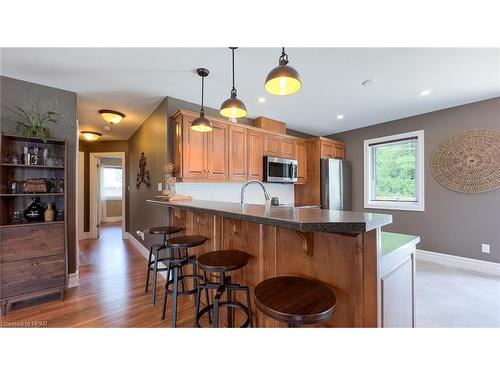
left=89, top=152, right=126, bottom=239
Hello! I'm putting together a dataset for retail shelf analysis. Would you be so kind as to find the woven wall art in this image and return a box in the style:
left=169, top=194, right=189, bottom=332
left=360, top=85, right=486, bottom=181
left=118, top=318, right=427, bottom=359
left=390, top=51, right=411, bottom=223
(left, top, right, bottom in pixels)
left=431, top=128, right=500, bottom=193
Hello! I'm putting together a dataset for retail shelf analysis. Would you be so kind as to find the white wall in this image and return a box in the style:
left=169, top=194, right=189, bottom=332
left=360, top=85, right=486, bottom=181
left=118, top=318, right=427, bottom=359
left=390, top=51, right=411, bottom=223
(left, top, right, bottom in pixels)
left=175, top=182, right=294, bottom=205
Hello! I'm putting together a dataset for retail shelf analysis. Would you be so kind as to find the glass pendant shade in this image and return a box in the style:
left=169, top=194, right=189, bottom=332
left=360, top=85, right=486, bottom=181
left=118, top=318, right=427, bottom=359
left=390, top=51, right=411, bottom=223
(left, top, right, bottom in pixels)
left=220, top=47, right=247, bottom=119
left=81, top=131, right=102, bottom=141
left=192, top=68, right=213, bottom=132
left=265, top=48, right=301, bottom=96
left=99, top=110, right=125, bottom=124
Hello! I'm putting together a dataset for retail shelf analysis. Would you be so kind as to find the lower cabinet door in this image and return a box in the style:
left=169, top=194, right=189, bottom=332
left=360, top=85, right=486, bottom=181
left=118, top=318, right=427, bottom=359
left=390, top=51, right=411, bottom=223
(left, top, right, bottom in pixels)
left=1, top=255, right=66, bottom=298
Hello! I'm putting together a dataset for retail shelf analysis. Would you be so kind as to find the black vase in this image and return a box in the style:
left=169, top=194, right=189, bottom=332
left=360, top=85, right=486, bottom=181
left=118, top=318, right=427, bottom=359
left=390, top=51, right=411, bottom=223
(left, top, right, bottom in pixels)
left=23, top=196, right=46, bottom=222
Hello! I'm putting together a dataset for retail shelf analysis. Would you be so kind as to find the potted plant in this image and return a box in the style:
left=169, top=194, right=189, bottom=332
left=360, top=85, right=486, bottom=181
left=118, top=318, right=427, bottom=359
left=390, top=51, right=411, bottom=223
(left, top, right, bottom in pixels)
left=5, top=102, right=64, bottom=142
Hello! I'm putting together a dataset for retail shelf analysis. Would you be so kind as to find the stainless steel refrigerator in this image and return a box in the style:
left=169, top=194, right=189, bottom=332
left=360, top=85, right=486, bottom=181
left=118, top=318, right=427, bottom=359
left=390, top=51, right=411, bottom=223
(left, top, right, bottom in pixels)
left=320, top=158, right=352, bottom=210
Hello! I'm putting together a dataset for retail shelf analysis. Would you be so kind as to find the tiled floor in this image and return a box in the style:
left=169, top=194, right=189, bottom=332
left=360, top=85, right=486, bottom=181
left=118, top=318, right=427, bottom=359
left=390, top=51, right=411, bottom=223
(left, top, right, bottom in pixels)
left=416, top=261, right=500, bottom=327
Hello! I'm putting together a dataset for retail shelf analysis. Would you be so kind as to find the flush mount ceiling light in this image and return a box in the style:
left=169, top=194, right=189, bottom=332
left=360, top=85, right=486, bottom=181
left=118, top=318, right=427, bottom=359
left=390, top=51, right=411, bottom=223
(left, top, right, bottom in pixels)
left=420, top=90, right=431, bottom=96
left=99, top=109, right=125, bottom=124
left=81, top=131, right=102, bottom=141
left=191, top=68, right=213, bottom=133
left=220, top=47, right=248, bottom=119
left=265, top=47, right=301, bottom=96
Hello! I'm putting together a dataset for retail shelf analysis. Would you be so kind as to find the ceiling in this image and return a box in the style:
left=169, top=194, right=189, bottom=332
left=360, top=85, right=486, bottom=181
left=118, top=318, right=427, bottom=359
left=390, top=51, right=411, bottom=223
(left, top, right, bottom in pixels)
left=1, top=48, right=499, bottom=140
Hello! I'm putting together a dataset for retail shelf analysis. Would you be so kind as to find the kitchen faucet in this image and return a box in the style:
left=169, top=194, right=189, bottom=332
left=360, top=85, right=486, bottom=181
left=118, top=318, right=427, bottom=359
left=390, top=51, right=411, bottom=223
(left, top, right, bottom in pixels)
left=240, top=180, right=272, bottom=204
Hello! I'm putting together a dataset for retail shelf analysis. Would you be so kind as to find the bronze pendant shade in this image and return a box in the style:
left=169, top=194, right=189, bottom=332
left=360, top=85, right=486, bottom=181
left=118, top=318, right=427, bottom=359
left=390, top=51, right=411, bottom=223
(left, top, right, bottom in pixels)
left=191, top=68, right=213, bottom=132
left=220, top=47, right=248, bottom=119
left=265, top=47, right=301, bottom=96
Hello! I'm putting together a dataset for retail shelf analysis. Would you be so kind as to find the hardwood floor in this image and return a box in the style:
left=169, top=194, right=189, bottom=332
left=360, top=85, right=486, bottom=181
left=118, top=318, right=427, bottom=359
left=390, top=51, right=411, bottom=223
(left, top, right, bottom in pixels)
left=0, top=222, right=198, bottom=327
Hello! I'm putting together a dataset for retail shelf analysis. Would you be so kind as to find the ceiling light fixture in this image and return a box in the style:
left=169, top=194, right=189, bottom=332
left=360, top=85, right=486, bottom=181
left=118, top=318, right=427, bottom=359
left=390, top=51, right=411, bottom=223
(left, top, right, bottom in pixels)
left=81, top=131, right=102, bottom=141
left=99, top=109, right=125, bottom=125
left=220, top=47, right=248, bottom=119
left=191, top=68, right=213, bottom=133
left=336, top=114, right=344, bottom=120
left=420, top=90, right=431, bottom=96
left=258, top=97, right=266, bottom=103
left=265, top=47, right=301, bottom=96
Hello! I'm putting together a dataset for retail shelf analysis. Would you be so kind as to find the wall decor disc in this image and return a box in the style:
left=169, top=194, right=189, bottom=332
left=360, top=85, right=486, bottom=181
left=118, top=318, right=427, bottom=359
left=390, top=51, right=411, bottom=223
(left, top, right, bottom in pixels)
left=431, top=128, right=500, bottom=193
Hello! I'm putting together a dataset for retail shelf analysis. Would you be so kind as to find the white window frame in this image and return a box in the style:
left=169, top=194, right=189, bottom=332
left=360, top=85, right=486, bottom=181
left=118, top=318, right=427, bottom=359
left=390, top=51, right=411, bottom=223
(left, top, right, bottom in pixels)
left=100, top=165, right=123, bottom=201
left=364, top=130, right=425, bottom=211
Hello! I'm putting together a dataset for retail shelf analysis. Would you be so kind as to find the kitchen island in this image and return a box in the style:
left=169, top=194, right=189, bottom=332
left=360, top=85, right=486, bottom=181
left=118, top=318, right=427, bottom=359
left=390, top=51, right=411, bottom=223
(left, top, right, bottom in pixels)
left=147, top=199, right=416, bottom=327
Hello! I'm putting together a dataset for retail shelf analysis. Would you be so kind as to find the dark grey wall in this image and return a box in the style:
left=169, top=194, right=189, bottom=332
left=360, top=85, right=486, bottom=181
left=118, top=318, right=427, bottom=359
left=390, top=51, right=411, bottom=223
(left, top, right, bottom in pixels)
left=330, top=97, right=500, bottom=263
left=78, top=140, right=128, bottom=232
left=127, top=98, right=170, bottom=248
left=0, top=75, right=79, bottom=272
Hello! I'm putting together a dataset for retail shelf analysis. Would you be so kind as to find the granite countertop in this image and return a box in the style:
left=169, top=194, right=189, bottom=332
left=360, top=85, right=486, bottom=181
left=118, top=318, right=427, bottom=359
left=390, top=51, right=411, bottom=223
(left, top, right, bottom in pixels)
left=146, top=199, right=392, bottom=234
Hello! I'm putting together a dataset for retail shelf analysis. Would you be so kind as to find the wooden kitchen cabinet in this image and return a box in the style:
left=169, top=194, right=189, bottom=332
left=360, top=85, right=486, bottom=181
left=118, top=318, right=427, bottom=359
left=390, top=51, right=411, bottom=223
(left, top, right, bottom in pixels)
left=281, top=139, right=295, bottom=159
left=295, top=140, right=307, bottom=184
left=173, top=111, right=228, bottom=181
left=247, top=130, right=263, bottom=180
left=228, top=126, right=248, bottom=181
left=263, top=134, right=282, bottom=157
left=206, top=121, right=229, bottom=181
left=320, top=138, right=345, bottom=159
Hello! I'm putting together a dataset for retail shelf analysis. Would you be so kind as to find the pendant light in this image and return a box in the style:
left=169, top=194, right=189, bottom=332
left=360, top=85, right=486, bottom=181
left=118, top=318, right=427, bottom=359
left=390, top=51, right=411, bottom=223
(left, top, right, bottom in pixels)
left=265, top=47, right=301, bottom=96
left=220, top=47, right=248, bottom=119
left=191, top=68, right=213, bottom=132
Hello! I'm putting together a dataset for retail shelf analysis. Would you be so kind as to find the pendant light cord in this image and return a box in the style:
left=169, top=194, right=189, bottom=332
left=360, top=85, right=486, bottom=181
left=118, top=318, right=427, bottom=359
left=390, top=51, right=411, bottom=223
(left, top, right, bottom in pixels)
left=231, top=47, right=237, bottom=98
left=200, top=75, right=205, bottom=115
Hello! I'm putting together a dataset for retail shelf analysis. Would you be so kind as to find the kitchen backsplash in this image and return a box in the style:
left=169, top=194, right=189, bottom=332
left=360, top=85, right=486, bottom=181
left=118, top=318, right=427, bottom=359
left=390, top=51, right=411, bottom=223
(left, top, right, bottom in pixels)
left=175, top=182, right=294, bottom=205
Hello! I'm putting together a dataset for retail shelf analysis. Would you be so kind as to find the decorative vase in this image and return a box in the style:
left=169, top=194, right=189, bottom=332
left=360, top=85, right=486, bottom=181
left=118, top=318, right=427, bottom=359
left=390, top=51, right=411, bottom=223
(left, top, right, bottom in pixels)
left=44, top=203, right=55, bottom=222
left=23, top=197, right=46, bottom=222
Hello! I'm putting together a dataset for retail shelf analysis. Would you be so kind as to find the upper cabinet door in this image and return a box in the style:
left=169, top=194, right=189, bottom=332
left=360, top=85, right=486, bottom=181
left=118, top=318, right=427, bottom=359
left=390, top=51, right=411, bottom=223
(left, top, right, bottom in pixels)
left=295, top=140, right=307, bottom=184
left=183, top=114, right=207, bottom=180
left=281, top=139, right=295, bottom=159
left=334, top=144, right=345, bottom=159
left=320, top=140, right=335, bottom=159
left=247, top=130, right=264, bottom=180
left=263, top=134, right=282, bottom=157
left=206, top=120, right=229, bottom=181
left=228, top=126, right=248, bottom=181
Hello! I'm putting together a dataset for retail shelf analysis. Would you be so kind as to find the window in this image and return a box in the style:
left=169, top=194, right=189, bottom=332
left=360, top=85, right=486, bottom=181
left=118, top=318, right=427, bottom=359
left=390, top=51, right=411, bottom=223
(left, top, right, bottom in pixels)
left=101, top=166, right=123, bottom=200
left=364, top=130, right=424, bottom=211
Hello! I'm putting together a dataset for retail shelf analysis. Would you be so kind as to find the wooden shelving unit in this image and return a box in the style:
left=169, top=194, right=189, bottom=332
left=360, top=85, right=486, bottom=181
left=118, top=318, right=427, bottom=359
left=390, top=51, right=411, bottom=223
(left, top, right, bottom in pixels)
left=0, top=132, right=68, bottom=315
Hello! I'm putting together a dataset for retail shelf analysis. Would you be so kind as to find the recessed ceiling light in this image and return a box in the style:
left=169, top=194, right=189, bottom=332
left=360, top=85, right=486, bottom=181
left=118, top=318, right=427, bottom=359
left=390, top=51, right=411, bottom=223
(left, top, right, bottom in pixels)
left=258, top=97, right=266, bottom=103
left=362, top=79, right=375, bottom=86
left=420, top=90, right=431, bottom=96
left=337, top=114, right=344, bottom=120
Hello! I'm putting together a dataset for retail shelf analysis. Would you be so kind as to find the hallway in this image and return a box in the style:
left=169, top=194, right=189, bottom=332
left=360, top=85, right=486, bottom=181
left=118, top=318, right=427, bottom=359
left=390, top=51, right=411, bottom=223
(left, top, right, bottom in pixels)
left=0, top=222, right=194, bottom=327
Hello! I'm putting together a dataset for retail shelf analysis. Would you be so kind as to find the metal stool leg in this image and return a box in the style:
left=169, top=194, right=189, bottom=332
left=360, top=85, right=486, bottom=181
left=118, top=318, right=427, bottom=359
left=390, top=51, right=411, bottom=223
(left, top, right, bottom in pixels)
left=203, top=271, right=212, bottom=324
left=226, top=276, right=233, bottom=328
left=161, top=260, right=172, bottom=321
left=194, top=282, right=202, bottom=327
left=171, top=266, right=179, bottom=328
left=152, top=250, right=159, bottom=305
left=145, top=247, right=153, bottom=293
left=244, top=286, right=253, bottom=328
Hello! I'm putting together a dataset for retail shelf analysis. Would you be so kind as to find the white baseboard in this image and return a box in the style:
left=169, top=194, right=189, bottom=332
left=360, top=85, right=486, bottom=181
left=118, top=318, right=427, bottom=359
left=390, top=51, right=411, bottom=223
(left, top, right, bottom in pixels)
left=101, top=216, right=122, bottom=223
left=67, top=272, right=79, bottom=288
left=125, top=232, right=168, bottom=279
left=417, top=249, right=500, bottom=276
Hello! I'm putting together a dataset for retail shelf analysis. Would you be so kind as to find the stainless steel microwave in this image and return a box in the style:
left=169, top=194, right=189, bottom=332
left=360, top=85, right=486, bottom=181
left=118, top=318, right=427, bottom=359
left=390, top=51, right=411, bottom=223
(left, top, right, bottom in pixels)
left=263, top=156, right=298, bottom=183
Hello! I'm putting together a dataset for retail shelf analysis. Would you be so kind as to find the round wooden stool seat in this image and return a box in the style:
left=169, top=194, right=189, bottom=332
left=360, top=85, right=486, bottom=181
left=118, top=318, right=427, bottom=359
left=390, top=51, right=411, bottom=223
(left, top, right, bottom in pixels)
left=197, top=250, right=251, bottom=273
left=148, top=226, right=183, bottom=235
left=254, top=276, right=336, bottom=327
left=167, top=235, right=207, bottom=248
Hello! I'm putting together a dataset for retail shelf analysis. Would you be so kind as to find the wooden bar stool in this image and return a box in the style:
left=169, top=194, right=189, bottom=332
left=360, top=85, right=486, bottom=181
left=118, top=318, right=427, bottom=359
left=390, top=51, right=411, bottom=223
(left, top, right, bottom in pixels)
left=254, top=276, right=336, bottom=327
left=195, top=250, right=253, bottom=328
left=145, top=226, right=183, bottom=304
left=161, top=235, right=209, bottom=327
